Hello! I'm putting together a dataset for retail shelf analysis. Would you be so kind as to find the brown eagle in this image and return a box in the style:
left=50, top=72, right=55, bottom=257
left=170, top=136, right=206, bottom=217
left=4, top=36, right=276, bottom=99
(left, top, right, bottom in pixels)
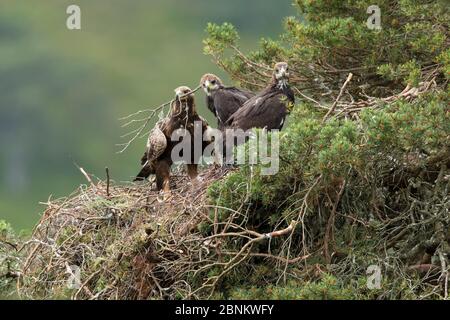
left=200, top=74, right=254, bottom=130
left=134, top=86, right=212, bottom=196
left=226, top=62, right=295, bottom=131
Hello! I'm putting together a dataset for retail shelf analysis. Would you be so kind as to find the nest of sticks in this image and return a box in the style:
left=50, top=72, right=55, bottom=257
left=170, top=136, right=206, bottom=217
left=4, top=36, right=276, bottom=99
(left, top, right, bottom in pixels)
left=16, top=165, right=299, bottom=299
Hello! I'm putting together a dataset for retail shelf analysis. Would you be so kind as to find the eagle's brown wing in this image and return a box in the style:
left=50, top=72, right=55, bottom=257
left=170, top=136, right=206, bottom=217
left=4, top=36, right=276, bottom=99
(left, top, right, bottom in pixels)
left=146, top=124, right=167, bottom=162
left=134, top=119, right=168, bottom=181
left=213, top=87, right=254, bottom=129
left=227, top=83, right=295, bottom=132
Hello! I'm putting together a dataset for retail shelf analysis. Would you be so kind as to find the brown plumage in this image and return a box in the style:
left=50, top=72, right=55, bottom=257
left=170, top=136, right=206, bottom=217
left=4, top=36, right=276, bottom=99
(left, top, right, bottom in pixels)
left=200, top=74, right=254, bottom=130
left=134, top=86, right=212, bottom=195
left=226, top=62, right=295, bottom=131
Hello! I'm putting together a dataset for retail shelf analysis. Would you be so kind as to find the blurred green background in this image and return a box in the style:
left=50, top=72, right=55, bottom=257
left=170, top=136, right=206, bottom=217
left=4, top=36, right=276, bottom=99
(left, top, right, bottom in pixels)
left=0, top=0, right=293, bottom=231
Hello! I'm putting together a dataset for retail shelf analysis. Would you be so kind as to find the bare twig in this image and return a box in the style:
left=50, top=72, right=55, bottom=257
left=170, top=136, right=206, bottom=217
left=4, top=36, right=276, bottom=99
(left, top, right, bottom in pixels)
left=74, top=163, right=97, bottom=191
left=322, top=73, right=353, bottom=123
left=117, top=85, right=201, bottom=153
left=105, top=167, right=110, bottom=198
left=324, top=180, right=346, bottom=264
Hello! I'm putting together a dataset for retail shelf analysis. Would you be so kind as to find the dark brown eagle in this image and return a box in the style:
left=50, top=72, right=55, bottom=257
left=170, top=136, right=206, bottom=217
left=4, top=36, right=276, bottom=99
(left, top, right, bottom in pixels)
left=200, top=74, right=254, bottom=130
left=134, top=86, right=212, bottom=197
left=226, top=62, right=295, bottom=131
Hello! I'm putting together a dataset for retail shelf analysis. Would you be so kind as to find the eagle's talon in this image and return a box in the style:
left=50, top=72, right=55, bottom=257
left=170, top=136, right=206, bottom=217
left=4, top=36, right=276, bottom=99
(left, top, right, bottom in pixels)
left=221, top=162, right=236, bottom=170
left=163, top=191, right=172, bottom=201
left=194, top=176, right=203, bottom=185
left=189, top=176, right=202, bottom=188
left=157, top=190, right=172, bottom=202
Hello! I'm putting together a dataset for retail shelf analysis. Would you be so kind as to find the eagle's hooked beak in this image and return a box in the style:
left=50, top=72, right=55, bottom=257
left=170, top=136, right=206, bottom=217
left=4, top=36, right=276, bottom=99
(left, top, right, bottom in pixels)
left=176, top=89, right=190, bottom=101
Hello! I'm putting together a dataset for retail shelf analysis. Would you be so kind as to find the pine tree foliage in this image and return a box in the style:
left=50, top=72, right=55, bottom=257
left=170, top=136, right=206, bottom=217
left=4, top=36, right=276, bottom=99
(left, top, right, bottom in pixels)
left=204, top=0, right=448, bottom=97
left=204, top=0, right=449, bottom=299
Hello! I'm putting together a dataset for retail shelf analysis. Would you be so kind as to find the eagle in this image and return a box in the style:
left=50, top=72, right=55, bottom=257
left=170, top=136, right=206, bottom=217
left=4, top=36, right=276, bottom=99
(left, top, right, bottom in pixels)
left=200, top=74, right=254, bottom=130
left=134, top=86, right=212, bottom=197
left=226, top=62, right=295, bottom=131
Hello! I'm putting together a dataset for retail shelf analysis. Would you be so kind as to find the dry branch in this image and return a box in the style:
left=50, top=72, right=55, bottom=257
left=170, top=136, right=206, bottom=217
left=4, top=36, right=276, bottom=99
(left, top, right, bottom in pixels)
left=322, top=73, right=353, bottom=123
left=117, top=86, right=201, bottom=153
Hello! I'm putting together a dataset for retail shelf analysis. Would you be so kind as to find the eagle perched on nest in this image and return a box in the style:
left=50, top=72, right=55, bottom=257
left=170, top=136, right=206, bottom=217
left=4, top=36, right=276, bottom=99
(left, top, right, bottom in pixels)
left=200, top=74, right=254, bottom=130
left=227, top=62, right=295, bottom=131
left=134, top=86, right=212, bottom=197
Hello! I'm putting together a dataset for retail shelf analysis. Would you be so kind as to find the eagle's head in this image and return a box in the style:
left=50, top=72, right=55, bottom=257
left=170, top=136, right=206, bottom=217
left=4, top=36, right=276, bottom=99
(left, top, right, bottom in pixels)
left=174, top=86, right=194, bottom=102
left=273, top=62, right=290, bottom=82
left=200, top=74, right=223, bottom=96
left=173, top=86, right=195, bottom=115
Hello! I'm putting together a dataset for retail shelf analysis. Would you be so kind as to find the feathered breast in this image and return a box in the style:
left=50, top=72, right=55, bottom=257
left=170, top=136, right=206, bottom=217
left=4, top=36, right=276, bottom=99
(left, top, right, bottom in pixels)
left=146, top=119, right=168, bottom=162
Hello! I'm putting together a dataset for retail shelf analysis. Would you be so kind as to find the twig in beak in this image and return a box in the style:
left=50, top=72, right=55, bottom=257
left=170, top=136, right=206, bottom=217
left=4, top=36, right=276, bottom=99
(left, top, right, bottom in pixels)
left=117, top=85, right=201, bottom=153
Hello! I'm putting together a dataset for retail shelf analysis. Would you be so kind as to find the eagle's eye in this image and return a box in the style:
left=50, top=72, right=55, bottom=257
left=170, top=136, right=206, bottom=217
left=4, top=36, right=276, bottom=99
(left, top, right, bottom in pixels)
left=211, top=80, right=216, bottom=85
